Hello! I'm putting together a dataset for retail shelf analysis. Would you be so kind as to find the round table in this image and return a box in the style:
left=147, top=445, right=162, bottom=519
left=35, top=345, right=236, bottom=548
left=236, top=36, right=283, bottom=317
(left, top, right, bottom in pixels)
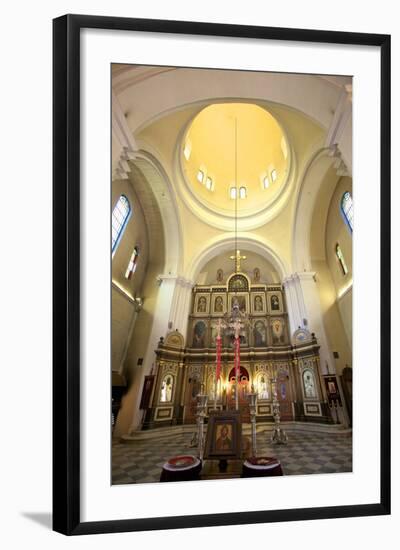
left=242, top=457, right=283, bottom=477
left=160, top=456, right=202, bottom=482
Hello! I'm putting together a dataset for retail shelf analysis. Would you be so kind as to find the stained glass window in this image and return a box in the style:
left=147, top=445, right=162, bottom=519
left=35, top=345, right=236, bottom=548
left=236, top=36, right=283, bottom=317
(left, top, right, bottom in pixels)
left=112, top=195, right=131, bottom=255
left=341, top=191, right=353, bottom=232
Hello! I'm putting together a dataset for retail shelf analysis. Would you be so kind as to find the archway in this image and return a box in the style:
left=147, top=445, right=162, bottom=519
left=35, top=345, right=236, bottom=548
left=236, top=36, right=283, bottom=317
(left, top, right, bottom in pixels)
left=188, top=233, right=289, bottom=283
left=113, top=157, right=183, bottom=435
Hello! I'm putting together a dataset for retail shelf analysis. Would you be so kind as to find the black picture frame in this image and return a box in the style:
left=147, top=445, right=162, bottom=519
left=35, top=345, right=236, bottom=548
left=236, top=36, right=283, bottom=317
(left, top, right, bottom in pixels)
left=53, top=14, right=391, bottom=535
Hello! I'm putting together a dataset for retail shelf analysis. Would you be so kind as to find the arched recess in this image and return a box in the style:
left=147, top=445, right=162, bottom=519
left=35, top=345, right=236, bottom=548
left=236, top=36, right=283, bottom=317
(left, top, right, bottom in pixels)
left=291, top=148, right=340, bottom=273
left=131, top=152, right=183, bottom=275
left=187, top=233, right=289, bottom=284
left=114, top=68, right=345, bottom=136
left=307, top=168, right=353, bottom=377
left=113, top=157, right=183, bottom=437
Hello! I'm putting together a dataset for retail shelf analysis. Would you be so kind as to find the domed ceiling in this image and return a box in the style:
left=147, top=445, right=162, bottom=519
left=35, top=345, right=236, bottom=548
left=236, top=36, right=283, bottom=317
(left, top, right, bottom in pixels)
left=181, top=103, right=289, bottom=217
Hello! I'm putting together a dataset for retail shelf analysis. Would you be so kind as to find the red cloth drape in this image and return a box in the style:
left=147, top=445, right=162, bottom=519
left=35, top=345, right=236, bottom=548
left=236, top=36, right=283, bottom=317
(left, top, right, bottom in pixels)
left=234, top=336, right=240, bottom=380
left=216, top=335, right=222, bottom=380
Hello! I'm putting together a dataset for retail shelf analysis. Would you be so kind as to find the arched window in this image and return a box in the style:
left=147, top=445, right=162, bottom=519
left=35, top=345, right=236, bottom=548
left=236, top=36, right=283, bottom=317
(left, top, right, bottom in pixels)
left=239, top=186, right=247, bottom=199
left=229, top=187, right=237, bottom=200
left=205, top=176, right=214, bottom=191
left=112, top=195, right=131, bottom=255
left=125, top=246, right=139, bottom=280
left=341, top=191, right=353, bottom=232
left=335, top=243, right=348, bottom=275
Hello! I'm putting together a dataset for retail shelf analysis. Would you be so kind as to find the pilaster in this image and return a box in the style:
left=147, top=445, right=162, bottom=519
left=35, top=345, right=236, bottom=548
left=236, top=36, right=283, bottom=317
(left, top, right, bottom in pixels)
left=283, top=272, right=334, bottom=375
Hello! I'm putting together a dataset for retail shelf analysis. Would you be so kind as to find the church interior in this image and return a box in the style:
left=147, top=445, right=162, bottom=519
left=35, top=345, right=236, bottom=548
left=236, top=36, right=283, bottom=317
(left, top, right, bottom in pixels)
left=111, top=64, right=353, bottom=484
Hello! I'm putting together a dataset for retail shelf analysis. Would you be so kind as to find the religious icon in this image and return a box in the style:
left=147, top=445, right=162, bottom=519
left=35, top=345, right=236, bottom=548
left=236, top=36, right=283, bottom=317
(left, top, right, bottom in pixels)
left=254, top=295, right=263, bottom=312
left=160, top=375, right=173, bottom=402
left=303, top=370, right=316, bottom=398
left=328, top=381, right=337, bottom=394
left=204, top=411, right=242, bottom=460
left=258, top=375, right=269, bottom=399
left=216, top=268, right=224, bottom=283
left=214, top=296, right=223, bottom=312
left=191, top=378, right=201, bottom=398
left=229, top=273, right=247, bottom=291
left=197, top=296, right=207, bottom=312
left=210, top=324, right=218, bottom=347
left=271, top=318, right=285, bottom=344
left=253, top=267, right=260, bottom=283
left=193, top=321, right=206, bottom=348
left=231, top=295, right=246, bottom=312
left=254, top=320, right=266, bottom=346
left=271, top=294, right=280, bottom=311
left=215, top=424, right=233, bottom=451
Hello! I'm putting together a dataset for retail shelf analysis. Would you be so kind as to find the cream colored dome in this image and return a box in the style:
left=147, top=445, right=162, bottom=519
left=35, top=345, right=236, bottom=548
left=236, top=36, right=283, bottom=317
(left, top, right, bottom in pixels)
left=181, top=102, right=289, bottom=217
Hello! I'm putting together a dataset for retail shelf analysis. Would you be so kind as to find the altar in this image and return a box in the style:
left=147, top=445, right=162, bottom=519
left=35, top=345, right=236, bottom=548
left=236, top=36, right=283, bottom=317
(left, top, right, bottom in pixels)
left=140, top=272, right=332, bottom=430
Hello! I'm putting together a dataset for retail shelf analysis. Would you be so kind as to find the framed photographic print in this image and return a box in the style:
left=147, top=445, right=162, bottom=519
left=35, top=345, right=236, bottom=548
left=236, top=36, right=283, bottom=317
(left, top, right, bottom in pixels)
left=53, top=14, right=390, bottom=535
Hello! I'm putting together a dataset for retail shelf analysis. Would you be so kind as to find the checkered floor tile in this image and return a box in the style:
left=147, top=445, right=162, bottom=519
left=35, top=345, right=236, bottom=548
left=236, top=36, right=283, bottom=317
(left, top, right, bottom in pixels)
left=112, top=428, right=352, bottom=484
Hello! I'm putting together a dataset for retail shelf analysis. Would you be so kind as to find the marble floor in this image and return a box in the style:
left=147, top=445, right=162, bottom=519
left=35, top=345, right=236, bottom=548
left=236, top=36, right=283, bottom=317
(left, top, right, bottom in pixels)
left=112, top=428, right=352, bottom=484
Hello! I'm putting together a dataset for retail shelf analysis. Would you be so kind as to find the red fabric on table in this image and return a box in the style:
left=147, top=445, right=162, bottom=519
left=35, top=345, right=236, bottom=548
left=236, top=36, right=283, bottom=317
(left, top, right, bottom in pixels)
left=160, top=457, right=202, bottom=482
left=242, top=458, right=283, bottom=477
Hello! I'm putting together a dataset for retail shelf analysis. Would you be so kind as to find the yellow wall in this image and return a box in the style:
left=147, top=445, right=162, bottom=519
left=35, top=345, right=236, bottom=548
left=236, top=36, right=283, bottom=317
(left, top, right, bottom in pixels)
left=111, top=179, right=149, bottom=296
left=311, top=176, right=353, bottom=374
left=111, top=178, right=149, bottom=373
left=326, top=177, right=353, bottom=296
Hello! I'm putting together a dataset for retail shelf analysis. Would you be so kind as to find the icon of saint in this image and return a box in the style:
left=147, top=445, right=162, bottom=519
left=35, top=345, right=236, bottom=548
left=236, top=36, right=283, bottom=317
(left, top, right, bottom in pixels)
left=216, top=424, right=232, bottom=450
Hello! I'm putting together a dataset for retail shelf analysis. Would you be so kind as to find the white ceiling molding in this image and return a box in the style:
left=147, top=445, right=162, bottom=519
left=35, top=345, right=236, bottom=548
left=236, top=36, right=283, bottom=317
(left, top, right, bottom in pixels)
left=115, top=69, right=344, bottom=137
left=112, top=91, right=139, bottom=180
left=324, top=84, right=353, bottom=176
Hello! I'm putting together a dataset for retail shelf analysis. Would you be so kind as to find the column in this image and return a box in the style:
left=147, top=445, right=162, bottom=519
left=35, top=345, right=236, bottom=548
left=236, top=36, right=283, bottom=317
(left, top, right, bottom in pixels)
left=283, top=272, right=334, bottom=375
left=128, top=273, right=178, bottom=431
left=168, top=276, right=195, bottom=340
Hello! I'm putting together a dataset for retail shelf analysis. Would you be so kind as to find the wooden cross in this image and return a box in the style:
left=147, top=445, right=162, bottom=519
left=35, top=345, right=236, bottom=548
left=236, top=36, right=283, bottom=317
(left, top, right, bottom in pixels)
left=230, top=249, right=247, bottom=272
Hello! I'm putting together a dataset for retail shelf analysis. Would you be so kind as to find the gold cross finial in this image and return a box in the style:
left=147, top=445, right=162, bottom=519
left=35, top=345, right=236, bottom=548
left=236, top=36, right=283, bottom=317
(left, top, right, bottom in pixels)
left=230, top=249, right=247, bottom=272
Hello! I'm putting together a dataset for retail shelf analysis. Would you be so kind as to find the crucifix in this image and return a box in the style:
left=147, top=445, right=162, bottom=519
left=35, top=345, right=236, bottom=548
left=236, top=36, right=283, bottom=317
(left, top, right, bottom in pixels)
left=230, top=249, right=247, bottom=272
